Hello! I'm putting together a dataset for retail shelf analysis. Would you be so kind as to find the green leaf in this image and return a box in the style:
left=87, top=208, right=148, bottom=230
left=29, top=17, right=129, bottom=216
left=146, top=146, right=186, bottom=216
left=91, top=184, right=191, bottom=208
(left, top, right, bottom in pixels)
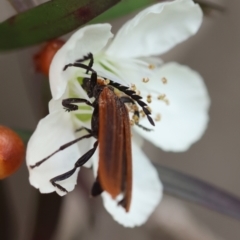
left=91, top=0, right=154, bottom=23
left=0, top=0, right=120, bottom=51
left=155, top=164, right=240, bottom=220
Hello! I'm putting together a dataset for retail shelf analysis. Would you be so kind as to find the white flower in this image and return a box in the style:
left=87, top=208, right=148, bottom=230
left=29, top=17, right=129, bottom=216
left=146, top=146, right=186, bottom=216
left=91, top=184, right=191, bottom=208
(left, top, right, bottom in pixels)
left=26, top=0, right=210, bottom=227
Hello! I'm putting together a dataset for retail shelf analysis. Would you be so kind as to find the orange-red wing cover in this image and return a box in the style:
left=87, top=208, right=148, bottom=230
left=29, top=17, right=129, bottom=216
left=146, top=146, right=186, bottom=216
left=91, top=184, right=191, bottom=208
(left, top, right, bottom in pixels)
left=98, top=87, right=132, bottom=211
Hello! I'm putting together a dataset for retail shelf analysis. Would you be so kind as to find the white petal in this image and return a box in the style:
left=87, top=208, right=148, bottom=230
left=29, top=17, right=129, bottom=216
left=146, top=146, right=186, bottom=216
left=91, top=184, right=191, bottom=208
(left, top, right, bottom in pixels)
left=98, top=55, right=156, bottom=88
left=93, top=140, right=162, bottom=227
left=134, top=62, right=210, bottom=151
left=50, top=24, right=113, bottom=100
left=106, top=0, right=202, bottom=58
left=26, top=110, right=92, bottom=195
left=94, top=62, right=125, bottom=85
left=49, top=97, right=64, bottom=113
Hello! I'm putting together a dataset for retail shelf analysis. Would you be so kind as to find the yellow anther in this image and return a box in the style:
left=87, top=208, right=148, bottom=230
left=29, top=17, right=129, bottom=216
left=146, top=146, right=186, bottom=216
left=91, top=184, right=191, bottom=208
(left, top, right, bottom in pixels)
left=162, top=77, right=167, bottom=84
left=131, top=84, right=136, bottom=91
left=148, top=64, right=155, bottom=70
left=157, top=94, right=166, bottom=100
left=132, top=104, right=139, bottom=111
left=130, top=120, right=135, bottom=126
left=157, top=94, right=170, bottom=105
left=155, top=114, right=161, bottom=121
left=147, top=94, right=152, bottom=104
left=142, top=77, right=149, bottom=83
left=165, top=99, right=170, bottom=105
left=140, top=110, right=145, bottom=118
left=132, top=114, right=139, bottom=123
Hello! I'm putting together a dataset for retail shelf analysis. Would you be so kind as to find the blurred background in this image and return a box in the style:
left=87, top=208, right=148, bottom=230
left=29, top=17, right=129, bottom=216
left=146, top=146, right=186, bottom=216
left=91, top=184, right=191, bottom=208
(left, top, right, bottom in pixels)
left=1, top=0, right=240, bottom=239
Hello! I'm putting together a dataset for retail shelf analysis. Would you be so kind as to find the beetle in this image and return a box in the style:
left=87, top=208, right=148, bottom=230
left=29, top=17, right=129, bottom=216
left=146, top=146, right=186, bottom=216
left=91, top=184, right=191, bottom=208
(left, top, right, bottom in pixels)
left=30, top=53, right=154, bottom=211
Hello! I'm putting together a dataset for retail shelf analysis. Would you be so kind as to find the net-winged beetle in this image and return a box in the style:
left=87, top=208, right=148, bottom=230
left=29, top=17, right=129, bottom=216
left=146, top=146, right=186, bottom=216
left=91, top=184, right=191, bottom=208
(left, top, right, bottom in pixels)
left=30, top=53, right=154, bottom=212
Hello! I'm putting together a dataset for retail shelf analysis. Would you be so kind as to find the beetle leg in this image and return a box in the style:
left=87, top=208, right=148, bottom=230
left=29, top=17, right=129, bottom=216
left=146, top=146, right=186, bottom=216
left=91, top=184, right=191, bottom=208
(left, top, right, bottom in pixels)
left=135, top=123, right=153, bottom=132
left=29, top=133, right=93, bottom=169
left=62, top=98, right=93, bottom=112
left=75, top=53, right=94, bottom=73
left=50, top=141, right=98, bottom=192
left=63, top=62, right=95, bottom=73
left=91, top=176, right=103, bottom=197
left=75, top=126, right=92, bottom=133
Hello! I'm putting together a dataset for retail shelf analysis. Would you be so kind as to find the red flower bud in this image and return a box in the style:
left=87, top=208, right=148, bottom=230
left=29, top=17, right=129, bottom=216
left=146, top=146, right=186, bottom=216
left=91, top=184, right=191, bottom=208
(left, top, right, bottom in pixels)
left=0, top=126, right=25, bottom=179
left=34, top=39, right=65, bottom=76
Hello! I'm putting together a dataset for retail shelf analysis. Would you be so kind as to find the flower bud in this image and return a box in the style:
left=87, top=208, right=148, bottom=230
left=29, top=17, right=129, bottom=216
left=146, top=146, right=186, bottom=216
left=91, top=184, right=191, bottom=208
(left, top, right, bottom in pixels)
left=0, top=126, right=25, bottom=179
left=34, top=39, right=65, bottom=76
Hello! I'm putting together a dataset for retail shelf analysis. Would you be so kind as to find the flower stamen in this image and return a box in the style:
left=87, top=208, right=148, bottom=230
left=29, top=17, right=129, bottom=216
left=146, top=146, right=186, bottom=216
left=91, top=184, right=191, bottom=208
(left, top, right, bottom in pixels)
left=155, top=114, right=161, bottom=122
left=132, top=114, right=139, bottom=123
left=140, top=110, right=145, bottom=118
left=147, top=94, right=152, bottom=103
left=130, top=84, right=136, bottom=91
left=142, top=77, right=149, bottom=83
left=157, top=94, right=166, bottom=100
left=161, top=77, right=168, bottom=84
left=148, top=64, right=155, bottom=70
left=157, top=94, right=170, bottom=105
